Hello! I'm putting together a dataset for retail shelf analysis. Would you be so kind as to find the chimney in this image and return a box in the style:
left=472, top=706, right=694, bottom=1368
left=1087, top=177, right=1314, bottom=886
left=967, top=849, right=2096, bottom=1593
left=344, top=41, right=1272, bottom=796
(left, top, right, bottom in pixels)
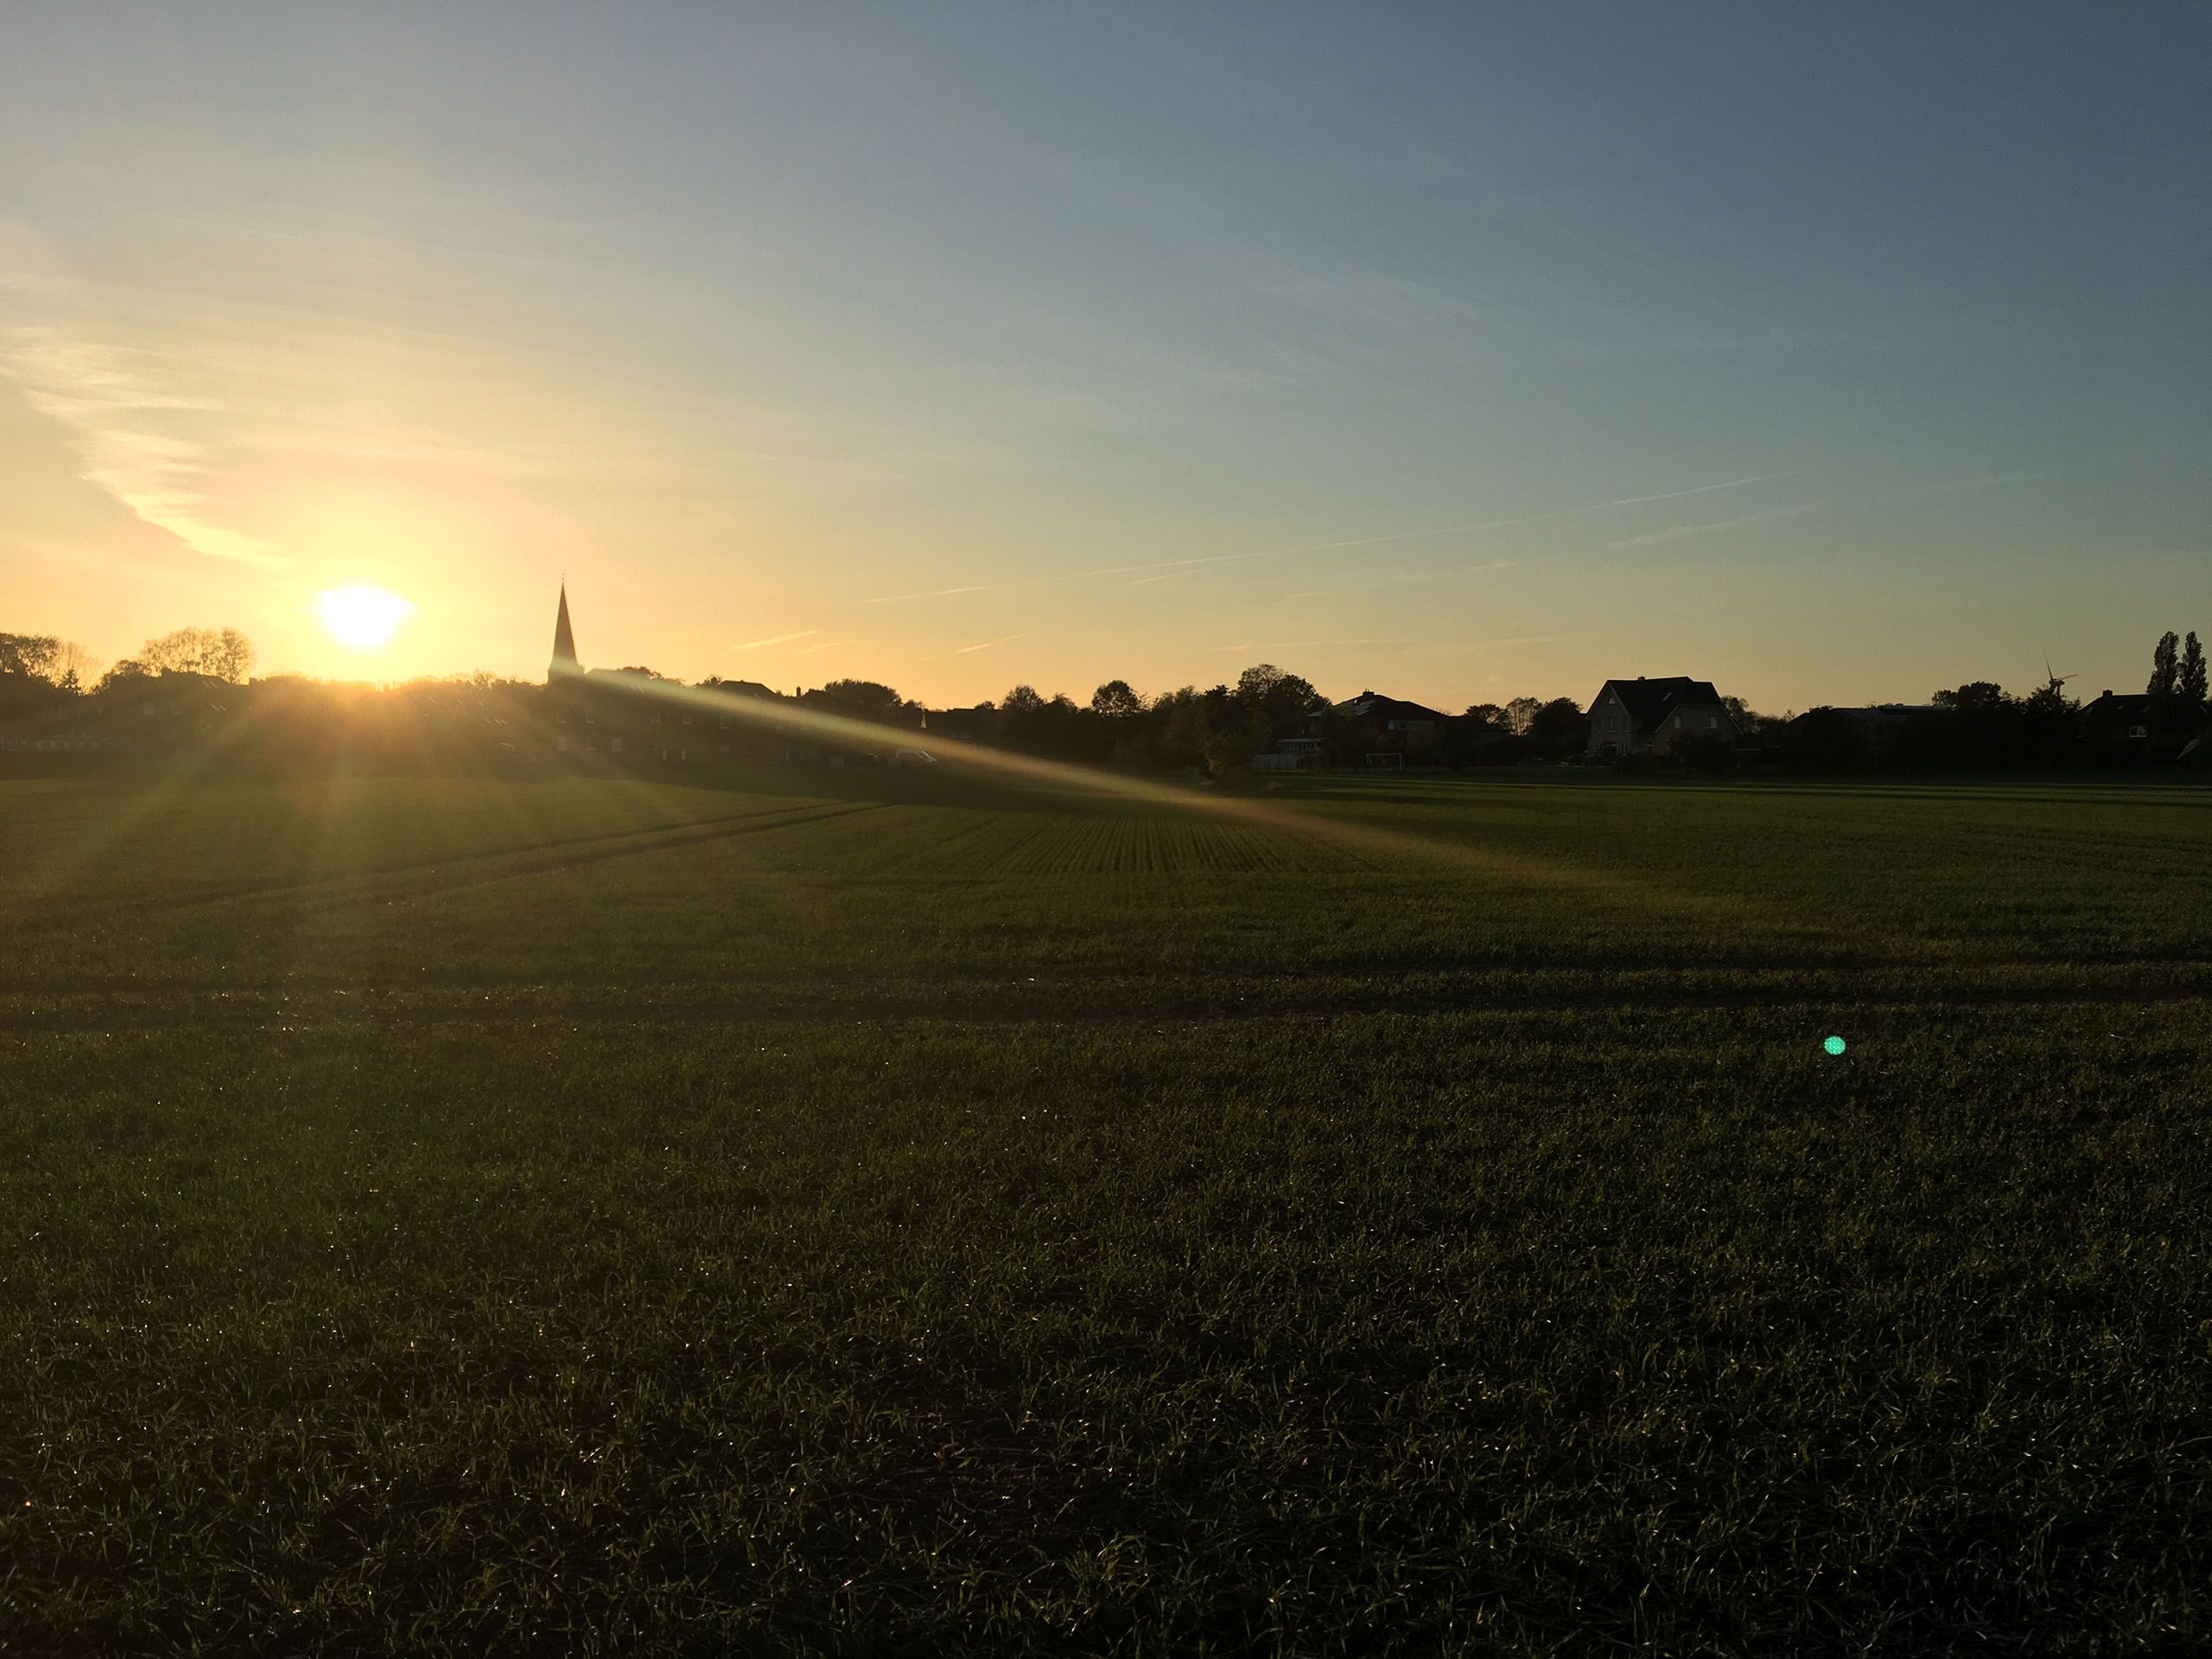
left=2101, top=690, right=2112, bottom=700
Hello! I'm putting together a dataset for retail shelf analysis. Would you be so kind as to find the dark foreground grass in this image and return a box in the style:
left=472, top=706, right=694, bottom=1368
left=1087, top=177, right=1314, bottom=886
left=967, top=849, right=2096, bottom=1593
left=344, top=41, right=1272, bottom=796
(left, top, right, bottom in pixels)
left=3, top=768, right=2209, bottom=1654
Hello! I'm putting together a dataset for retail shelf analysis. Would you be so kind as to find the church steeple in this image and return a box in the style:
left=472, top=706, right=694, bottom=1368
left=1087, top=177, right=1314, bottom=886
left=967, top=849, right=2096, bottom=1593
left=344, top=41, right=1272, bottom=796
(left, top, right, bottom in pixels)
left=550, top=583, right=579, bottom=682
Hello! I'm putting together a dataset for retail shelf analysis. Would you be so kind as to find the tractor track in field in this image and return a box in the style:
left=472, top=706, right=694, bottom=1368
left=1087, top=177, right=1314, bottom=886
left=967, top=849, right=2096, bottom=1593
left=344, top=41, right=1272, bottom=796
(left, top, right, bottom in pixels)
left=6, top=966, right=2210, bottom=1035
left=8, top=800, right=882, bottom=924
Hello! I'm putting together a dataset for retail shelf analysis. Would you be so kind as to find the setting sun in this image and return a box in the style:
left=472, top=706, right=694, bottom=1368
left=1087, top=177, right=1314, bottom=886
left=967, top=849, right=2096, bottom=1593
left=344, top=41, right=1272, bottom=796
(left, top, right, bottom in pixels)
left=315, top=586, right=416, bottom=651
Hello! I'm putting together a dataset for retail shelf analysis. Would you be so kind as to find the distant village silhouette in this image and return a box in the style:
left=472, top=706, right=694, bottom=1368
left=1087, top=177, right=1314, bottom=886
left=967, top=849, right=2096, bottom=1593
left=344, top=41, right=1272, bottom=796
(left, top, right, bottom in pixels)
left=1, top=586, right=2206, bottom=773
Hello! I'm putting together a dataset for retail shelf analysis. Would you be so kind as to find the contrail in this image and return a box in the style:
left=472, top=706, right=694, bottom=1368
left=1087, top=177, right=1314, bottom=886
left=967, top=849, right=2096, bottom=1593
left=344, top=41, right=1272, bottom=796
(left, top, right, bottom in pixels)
left=735, top=629, right=819, bottom=650
left=859, top=584, right=998, bottom=605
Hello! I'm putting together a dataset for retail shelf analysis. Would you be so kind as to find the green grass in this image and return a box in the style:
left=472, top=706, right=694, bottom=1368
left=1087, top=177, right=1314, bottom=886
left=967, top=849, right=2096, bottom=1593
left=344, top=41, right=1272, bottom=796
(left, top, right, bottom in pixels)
left=3, top=764, right=2209, bottom=1653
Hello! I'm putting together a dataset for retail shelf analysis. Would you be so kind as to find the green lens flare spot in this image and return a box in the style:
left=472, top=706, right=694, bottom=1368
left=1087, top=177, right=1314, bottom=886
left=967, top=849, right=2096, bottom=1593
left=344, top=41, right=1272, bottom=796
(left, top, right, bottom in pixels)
left=1822, top=1035, right=1847, bottom=1056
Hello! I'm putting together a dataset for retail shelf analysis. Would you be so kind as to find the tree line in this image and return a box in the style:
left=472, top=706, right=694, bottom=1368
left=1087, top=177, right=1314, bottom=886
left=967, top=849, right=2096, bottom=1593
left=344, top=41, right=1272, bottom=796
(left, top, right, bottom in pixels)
left=5, top=620, right=2205, bottom=774
left=786, top=667, right=1598, bottom=772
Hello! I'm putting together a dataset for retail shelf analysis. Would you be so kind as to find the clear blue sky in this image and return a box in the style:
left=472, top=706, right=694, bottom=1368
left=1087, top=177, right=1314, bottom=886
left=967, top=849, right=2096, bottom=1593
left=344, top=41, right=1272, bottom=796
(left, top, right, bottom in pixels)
left=3, top=2, right=2206, bottom=709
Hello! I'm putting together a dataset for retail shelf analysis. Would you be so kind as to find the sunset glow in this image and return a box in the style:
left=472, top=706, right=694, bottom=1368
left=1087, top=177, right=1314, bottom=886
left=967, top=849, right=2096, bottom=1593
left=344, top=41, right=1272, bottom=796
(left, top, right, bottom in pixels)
left=315, top=587, right=416, bottom=652
left=2, top=9, right=2207, bottom=702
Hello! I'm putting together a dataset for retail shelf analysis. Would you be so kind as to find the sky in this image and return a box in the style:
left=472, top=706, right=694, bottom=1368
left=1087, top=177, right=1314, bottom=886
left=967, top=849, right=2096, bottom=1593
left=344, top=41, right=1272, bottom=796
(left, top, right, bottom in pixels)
left=3, top=2, right=2208, bottom=712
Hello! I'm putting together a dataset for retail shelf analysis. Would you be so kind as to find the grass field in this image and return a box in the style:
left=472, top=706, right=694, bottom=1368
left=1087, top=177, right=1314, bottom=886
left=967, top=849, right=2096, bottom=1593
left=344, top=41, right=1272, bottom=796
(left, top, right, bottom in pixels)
left=4, top=761, right=2209, bottom=1653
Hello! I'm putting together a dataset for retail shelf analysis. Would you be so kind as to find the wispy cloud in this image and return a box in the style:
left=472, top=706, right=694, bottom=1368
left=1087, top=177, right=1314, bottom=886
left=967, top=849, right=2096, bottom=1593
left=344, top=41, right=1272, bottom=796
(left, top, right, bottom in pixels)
left=925, top=632, right=1030, bottom=661
left=1379, top=560, right=1523, bottom=586
left=790, top=639, right=848, bottom=656
left=0, top=254, right=282, bottom=566
left=1400, top=632, right=1585, bottom=656
left=1207, top=628, right=1585, bottom=658
left=1582, top=472, right=1796, bottom=513
left=1599, top=467, right=2055, bottom=552
left=1210, top=636, right=1410, bottom=652
left=1607, top=503, right=1817, bottom=550
left=1103, top=472, right=1794, bottom=589
left=1306, top=472, right=1798, bottom=551
left=735, top=628, right=818, bottom=650
left=859, top=584, right=999, bottom=605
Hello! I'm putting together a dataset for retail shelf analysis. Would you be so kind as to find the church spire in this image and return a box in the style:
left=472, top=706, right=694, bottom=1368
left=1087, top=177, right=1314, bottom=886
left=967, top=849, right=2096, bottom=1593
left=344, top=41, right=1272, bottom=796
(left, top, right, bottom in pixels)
left=550, top=583, right=579, bottom=681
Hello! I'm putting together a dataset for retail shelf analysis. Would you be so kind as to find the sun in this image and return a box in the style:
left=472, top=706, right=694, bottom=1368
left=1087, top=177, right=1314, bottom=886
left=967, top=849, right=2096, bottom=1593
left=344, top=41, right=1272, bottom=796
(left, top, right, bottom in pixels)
left=315, top=585, right=416, bottom=650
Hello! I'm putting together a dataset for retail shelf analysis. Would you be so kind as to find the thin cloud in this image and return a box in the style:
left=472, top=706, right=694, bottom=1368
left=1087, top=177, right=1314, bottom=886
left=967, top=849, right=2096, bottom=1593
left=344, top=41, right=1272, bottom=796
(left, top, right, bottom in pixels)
left=1401, top=632, right=1584, bottom=656
left=1107, top=471, right=1792, bottom=588
left=859, top=584, right=998, bottom=605
left=1607, top=503, right=1817, bottom=550
left=0, top=265, right=283, bottom=566
left=1209, top=636, right=1410, bottom=652
left=1599, top=467, right=2055, bottom=552
left=1085, top=550, right=1262, bottom=577
left=735, top=628, right=818, bottom=650
left=1584, top=472, right=1796, bottom=512
left=1208, top=628, right=1584, bottom=658
left=1130, top=557, right=1268, bottom=587
left=1380, top=560, right=1524, bottom=586
left=924, top=632, right=1030, bottom=661
left=1311, top=472, right=1796, bottom=550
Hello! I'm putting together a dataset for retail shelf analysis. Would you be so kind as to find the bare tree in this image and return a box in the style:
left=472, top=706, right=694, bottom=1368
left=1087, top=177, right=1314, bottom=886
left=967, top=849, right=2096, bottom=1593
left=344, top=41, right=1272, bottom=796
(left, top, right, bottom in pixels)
left=54, top=640, right=99, bottom=691
left=139, top=627, right=255, bottom=683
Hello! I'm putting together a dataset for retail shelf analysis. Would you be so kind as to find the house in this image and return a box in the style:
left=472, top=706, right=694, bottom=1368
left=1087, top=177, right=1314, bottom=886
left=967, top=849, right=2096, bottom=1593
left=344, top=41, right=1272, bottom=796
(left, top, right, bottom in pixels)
left=1586, top=676, right=1737, bottom=757
left=925, top=706, right=996, bottom=743
left=2081, top=690, right=2207, bottom=762
left=1330, top=691, right=1447, bottom=734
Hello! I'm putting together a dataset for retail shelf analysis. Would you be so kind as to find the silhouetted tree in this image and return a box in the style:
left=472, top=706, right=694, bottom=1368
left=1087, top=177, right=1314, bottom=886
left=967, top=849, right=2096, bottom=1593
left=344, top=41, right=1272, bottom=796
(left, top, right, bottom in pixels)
left=1779, top=708, right=1872, bottom=772
left=1440, top=704, right=1516, bottom=767
left=0, top=633, right=62, bottom=680
left=2180, top=632, right=2207, bottom=708
left=1503, top=696, right=1542, bottom=736
left=1932, top=682, right=2007, bottom=714
left=2021, top=679, right=2081, bottom=765
left=53, top=641, right=99, bottom=692
left=1528, top=696, right=1587, bottom=759
left=807, top=679, right=922, bottom=728
left=0, top=632, right=77, bottom=727
left=1090, top=679, right=1142, bottom=720
left=139, top=626, right=254, bottom=683
left=1233, top=664, right=1325, bottom=736
left=1720, top=696, right=1777, bottom=744
left=2149, top=632, right=2180, bottom=698
left=1152, top=687, right=1214, bottom=770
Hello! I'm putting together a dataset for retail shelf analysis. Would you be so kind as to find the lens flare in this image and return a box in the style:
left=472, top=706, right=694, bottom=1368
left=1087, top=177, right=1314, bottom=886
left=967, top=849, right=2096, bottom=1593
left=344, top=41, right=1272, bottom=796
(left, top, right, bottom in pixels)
left=315, top=586, right=415, bottom=650
left=1822, top=1035, right=1847, bottom=1056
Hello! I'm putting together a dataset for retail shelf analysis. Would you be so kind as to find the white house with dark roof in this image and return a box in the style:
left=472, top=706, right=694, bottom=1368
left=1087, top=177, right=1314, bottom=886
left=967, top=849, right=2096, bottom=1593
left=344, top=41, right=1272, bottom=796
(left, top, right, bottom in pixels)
left=1586, top=676, right=1737, bottom=757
